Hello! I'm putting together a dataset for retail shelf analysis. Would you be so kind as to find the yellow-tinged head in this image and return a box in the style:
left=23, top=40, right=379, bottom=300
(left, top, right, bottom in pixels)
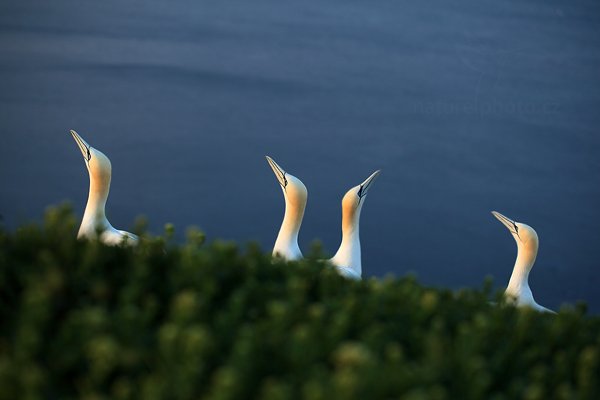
left=265, top=155, right=307, bottom=209
left=341, top=170, right=380, bottom=231
left=492, top=211, right=539, bottom=254
left=70, top=130, right=112, bottom=187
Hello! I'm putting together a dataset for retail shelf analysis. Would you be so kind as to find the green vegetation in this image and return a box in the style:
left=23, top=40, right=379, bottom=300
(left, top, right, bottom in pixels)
left=1, top=205, right=599, bottom=400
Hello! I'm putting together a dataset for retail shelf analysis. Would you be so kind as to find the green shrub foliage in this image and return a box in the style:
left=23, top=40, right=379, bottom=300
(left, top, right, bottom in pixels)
left=1, top=205, right=599, bottom=400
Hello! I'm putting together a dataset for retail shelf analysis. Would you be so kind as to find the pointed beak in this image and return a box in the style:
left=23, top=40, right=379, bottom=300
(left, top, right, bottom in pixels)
left=265, top=156, right=288, bottom=189
left=70, top=130, right=91, bottom=162
left=491, top=211, right=518, bottom=234
left=357, top=170, right=381, bottom=199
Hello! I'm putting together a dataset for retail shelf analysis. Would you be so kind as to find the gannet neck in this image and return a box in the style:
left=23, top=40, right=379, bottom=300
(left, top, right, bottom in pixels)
left=331, top=197, right=364, bottom=277
left=273, top=192, right=305, bottom=260
left=505, top=244, right=536, bottom=300
left=79, top=168, right=112, bottom=238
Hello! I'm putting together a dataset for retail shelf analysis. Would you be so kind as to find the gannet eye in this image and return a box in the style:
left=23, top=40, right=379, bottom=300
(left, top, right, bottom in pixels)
left=86, top=148, right=91, bottom=162
left=512, top=222, right=522, bottom=240
left=357, top=185, right=364, bottom=199
left=283, top=172, right=288, bottom=188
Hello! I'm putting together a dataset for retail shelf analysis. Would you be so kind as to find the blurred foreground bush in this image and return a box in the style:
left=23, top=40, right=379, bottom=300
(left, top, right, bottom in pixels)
left=0, top=205, right=599, bottom=400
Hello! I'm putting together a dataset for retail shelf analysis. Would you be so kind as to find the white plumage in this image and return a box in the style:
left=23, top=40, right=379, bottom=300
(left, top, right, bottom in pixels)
left=492, top=211, right=554, bottom=313
left=71, top=130, right=138, bottom=245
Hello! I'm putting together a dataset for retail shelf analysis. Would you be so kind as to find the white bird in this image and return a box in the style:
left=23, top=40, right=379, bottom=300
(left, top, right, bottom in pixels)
left=491, top=211, right=554, bottom=313
left=266, top=156, right=307, bottom=260
left=330, top=170, right=381, bottom=279
left=70, top=130, right=138, bottom=245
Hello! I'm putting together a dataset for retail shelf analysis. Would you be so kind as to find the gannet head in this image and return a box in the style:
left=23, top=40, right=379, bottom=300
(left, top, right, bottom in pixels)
left=265, top=156, right=307, bottom=208
left=70, top=130, right=112, bottom=185
left=492, top=211, right=539, bottom=264
left=341, top=170, right=381, bottom=229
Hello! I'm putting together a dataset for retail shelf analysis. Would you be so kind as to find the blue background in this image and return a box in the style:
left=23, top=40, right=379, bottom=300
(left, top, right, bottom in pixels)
left=1, top=0, right=599, bottom=311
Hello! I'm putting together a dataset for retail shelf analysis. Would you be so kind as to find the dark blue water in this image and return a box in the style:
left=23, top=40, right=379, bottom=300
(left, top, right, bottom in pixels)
left=1, top=0, right=599, bottom=311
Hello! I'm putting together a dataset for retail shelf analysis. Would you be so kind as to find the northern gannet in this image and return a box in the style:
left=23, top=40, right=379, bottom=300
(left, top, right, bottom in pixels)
left=330, top=170, right=381, bottom=279
left=492, top=211, right=554, bottom=313
left=266, top=156, right=307, bottom=260
left=70, top=130, right=138, bottom=245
